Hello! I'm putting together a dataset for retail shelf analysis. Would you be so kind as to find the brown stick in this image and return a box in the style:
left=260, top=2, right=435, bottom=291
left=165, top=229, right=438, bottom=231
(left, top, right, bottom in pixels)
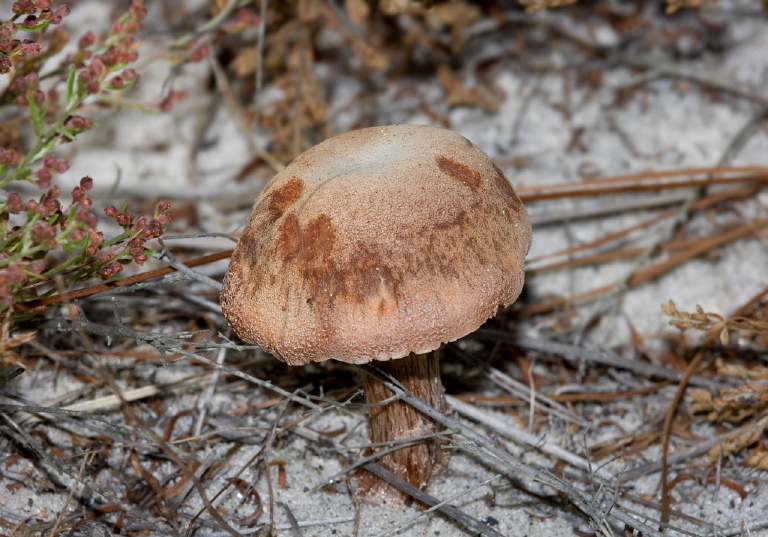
left=520, top=218, right=768, bottom=315
left=357, top=351, right=449, bottom=501
left=13, top=249, right=234, bottom=312
left=516, top=166, right=768, bottom=201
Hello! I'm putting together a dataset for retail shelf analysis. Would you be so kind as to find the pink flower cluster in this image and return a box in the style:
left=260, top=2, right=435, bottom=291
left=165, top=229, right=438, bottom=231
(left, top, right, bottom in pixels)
left=13, top=1, right=55, bottom=15
left=101, top=199, right=172, bottom=276
left=77, top=36, right=141, bottom=94
left=0, top=0, right=177, bottom=311
left=16, top=2, right=70, bottom=27
left=222, top=8, right=262, bottom=33
left=0, top=148, right=21, bottom=167
left=0, top=174, right=171, bottom=307
left=0, top=176, right=97, bottom=306
left=7, top=72, right=44, bottom=104
left=0, top=23, right=39, bottom=74
left=34, top=154, right=69, bottom=188
left=68, top=1, right=145, bottom=95
left=1, top=3, right=69, bottom=73
left=112, top=0, right=147, bottom=35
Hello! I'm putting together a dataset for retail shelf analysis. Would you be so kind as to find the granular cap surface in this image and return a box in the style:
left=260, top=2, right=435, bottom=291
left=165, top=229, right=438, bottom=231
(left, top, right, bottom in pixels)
left=221, top=125, right=532, bottom=365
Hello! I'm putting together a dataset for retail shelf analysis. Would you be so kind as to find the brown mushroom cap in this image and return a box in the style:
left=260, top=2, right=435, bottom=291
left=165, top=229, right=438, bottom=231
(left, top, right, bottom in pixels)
left=220, top=125, right=531, bottom=366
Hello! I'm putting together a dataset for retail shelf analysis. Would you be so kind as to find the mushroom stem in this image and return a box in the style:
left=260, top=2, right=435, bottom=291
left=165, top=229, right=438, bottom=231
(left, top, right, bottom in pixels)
left=358, top=350, right=449, bottom=499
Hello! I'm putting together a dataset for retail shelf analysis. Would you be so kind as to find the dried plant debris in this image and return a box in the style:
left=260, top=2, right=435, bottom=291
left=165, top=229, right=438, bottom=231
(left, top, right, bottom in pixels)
left=699, top=413, right=768, bottom=466
left=663, top=0, right=713, bottom=14
left=690, top=384, right=768, bottom=423
left=745, top=435, right=768, bottom=470
left=679, top=293, right=768, bottom=469
left=711, top=357, right=768, bottom=381
left=662, top=299, right=768, bottom=347
left=518, top=0, right=580, bottom=13
left=371, top=0, right=714, bottom=15
left=0, top=313, right=35, bottom=370
left=158, top=0, right=749, bottom=166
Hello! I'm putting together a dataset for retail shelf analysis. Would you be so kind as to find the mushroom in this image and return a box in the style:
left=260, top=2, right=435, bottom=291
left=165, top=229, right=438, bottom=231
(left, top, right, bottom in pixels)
left=220, top=124, right=531, bottom=499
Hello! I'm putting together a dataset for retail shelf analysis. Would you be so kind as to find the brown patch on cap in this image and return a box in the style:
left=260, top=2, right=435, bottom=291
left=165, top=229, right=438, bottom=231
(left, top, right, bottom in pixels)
left=299, top=214, right=335, bottom=262
left=267, top=177, right=303, bottom=220
left=435, top=155, right=482, bottom=191
left=221, top=124, right=531, bottom=366
left=276, top=212, right=301, bottom=259
left=297, top=214, right=339, bottom=306
left=296, top=228, right=405, bottom=312
left=491, top=163, right=522, bottom=214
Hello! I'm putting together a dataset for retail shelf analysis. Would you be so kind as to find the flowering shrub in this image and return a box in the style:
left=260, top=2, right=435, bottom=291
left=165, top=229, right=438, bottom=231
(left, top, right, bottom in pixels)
left=0, top=0, right=170, bottom=315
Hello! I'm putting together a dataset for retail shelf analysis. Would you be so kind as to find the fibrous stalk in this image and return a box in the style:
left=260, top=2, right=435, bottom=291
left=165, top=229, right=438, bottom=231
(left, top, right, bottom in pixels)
left=357, top=350, right=449, bottom=501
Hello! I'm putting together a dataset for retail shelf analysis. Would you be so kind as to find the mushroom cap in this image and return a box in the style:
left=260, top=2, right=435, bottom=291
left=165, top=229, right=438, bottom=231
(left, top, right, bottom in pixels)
left=220, top=125, right=531, bottom=366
